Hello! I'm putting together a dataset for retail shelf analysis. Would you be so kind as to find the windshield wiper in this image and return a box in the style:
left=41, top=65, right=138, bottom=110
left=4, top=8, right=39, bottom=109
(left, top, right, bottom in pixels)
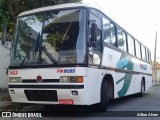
left=42, top=46, right=59, bottom=66
left=36, top=32, right=59, bottom=66
left=20, top=56, right=27, bottom=66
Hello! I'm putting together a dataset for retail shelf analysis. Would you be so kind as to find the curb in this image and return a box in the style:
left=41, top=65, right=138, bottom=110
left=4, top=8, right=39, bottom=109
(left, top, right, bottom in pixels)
left=0, top=93, right=12, bottom=109
left=152, top=82, right=160, bottom=86
left=0, top=101, right=12, bottom=108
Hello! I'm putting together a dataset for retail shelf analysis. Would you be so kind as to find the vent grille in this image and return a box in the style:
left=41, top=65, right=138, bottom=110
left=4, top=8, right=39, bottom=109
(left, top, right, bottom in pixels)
left=24, top=90, right=58, bottom=102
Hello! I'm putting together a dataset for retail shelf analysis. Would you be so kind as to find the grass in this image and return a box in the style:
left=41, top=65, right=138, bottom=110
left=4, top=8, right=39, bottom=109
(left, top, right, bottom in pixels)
left=0, top=89, right=39, bottom=112
left=1, top=94, right=11, bottom=101
left=0, top=103, right=26, bottom=111
left=0, top=91, right=26, bottom=111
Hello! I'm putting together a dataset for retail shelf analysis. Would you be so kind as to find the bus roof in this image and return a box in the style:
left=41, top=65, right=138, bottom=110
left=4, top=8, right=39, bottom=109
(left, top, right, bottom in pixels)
left=18, top=1, right=103, bottom=17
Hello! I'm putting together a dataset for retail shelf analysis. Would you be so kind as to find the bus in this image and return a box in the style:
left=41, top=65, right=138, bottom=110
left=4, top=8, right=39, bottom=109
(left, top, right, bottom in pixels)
left=8, top=1, right=152, bottom=112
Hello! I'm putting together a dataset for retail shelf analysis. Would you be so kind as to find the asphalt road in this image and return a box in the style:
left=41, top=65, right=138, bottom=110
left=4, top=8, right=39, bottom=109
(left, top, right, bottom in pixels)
left=1, top=85, right=160, bottom=120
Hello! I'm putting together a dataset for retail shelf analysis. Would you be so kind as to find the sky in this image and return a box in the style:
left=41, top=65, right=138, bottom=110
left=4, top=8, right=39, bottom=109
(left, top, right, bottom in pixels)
left=84, top=0, right=160, bottom=61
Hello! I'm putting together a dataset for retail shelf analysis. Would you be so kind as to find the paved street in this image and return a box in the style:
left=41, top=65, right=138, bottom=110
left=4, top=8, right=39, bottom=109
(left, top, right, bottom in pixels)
left=1, top=85, right=160, bottom=120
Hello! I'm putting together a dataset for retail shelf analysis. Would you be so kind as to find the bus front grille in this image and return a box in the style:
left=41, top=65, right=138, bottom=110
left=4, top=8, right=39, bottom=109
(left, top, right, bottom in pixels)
left=24, top=90, right=58, bottom=102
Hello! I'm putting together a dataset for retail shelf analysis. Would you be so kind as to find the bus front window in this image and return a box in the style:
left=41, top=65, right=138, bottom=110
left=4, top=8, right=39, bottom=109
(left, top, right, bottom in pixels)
left=10, top=9, right=86, bottom=67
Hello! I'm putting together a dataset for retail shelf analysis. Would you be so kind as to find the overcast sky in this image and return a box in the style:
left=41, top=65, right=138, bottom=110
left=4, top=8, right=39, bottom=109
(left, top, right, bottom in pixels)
left=85, top=0, right=160, bottom=60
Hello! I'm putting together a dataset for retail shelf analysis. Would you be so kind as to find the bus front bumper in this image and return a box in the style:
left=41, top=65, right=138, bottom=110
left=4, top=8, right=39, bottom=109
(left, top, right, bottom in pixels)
left=8, top=84, right=87, bottom=105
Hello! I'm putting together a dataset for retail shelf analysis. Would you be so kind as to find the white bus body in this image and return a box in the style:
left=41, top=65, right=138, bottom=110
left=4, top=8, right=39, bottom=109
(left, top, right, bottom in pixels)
left=8, top=2, right=152, bottom=111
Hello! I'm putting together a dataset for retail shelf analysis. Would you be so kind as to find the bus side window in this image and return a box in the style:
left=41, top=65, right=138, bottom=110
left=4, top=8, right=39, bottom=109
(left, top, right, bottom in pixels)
left=135, top=40, right=141, bottom=59
left=89, top=13, right=102, bottom=53
left=127, top=35, right=135, bottom=56
left=145, top=48, right=149, bottom=62
left=148, top=50, right=151, bottom=63
left=88, top=12, right=102, bottom=65
left=117, top=27, right=127, bottom=52
left=141, top=45, right=146, bottom=61
left=103, top=18, right=116, bottom=47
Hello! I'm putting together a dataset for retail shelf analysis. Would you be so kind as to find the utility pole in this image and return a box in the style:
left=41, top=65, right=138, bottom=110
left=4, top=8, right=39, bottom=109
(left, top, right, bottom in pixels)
left=153, top=31, right=157, bottom=82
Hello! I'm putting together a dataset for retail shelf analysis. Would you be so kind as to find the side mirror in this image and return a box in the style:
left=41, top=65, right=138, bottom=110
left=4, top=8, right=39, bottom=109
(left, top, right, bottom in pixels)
left=90, top=23, right=97, bottom=46
left=1, top=26, right=8, bottom=45
left=3, top=67, right=9, bottom=75
left=1, top=32, right=12, bottom=51
left=1, top=34, right=5, bottom=45
left=1, top=38, right=5, bottom=45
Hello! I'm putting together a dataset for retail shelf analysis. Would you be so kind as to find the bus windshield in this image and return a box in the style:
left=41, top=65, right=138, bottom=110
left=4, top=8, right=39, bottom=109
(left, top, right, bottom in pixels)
left=10, top=9, right=86, bottom=67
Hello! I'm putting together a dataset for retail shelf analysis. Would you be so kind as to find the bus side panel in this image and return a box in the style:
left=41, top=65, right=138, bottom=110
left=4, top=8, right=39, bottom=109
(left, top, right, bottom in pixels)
left=85, top=68, right=103, bottom=105
left=101, top=46, right=152, bottom=98
left=145, top=75, right=152, bottom=91
left=131, top=57, right=152, bottom=92
left=102, top=47, right=121, bottom=68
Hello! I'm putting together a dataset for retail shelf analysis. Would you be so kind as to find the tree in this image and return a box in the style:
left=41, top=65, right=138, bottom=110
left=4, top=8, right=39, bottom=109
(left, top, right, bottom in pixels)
left=0, top=0, right=81, bottom=43
left=0, top=0, right=10, bottom=43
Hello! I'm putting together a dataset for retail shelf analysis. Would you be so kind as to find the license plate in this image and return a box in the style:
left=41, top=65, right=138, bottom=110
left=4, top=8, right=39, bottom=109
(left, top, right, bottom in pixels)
left=59, top=99, right=74, bottom=105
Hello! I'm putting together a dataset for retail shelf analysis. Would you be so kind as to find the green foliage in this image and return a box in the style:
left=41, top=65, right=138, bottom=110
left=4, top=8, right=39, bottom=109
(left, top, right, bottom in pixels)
left=0, top=0, right=10, bottom=26
left=0, top=0, right=81, bottom=36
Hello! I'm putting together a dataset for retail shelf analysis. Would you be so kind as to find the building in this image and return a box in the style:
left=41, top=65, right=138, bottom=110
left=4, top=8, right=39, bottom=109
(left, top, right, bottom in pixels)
left=152, top=61, right=160, bottom=82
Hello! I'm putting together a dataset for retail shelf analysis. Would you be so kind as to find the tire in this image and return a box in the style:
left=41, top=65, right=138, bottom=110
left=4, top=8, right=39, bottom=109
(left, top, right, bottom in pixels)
left=137, top=80, right=145, bottom=97
left=96, top=80, right=109, bottom=112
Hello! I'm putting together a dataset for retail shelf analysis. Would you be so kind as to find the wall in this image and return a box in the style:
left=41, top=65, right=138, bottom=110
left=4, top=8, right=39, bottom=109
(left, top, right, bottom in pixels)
left=0, top=41, right=10, bottom=89
left=157, top=69, right=160, bottom=81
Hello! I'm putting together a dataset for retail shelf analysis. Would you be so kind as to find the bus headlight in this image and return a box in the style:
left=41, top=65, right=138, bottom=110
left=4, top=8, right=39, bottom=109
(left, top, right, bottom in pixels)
left=9, top=77, right=21, bottom=83
left=60, top=76, right=83, bottom=83
left=60, top=77, right=70, bottom=83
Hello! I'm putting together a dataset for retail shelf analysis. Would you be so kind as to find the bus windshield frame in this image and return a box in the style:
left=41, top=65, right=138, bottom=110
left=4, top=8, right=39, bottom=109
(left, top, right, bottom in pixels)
left=10, top=8, right=87, bottom=68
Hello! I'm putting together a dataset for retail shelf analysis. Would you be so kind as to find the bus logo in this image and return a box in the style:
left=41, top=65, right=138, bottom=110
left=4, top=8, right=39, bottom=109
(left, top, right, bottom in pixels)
left=57, top=69, right=75, bottom=73
left=36, top=75, right=43, bottom=83
left=140, top=64, right=147, bottom=70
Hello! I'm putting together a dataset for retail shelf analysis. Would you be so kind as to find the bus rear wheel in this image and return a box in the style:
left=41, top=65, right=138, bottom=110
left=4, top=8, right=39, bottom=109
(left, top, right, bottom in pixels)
left=137, top=80, right=145, bottom=97
left=97, top=80, right=109, bottom=112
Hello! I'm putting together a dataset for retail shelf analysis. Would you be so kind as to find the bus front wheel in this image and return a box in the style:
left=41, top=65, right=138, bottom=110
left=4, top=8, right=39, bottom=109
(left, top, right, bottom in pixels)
left=97, top=80, right=109, bottom=112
